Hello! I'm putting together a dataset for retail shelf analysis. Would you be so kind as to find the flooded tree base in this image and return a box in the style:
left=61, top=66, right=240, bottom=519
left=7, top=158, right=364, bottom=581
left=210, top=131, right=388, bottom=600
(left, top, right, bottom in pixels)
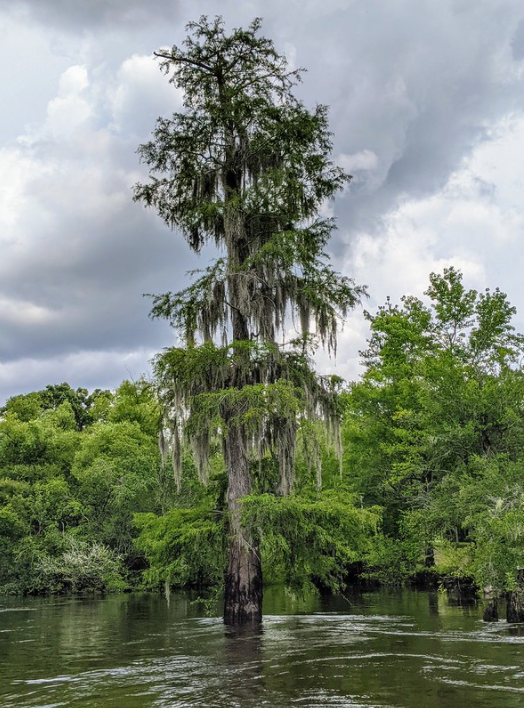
left=506, top=592, right=524, bottom=623
left=223, top=541, right=263, bottom=625
left=483, top=599, right=499, bottom=622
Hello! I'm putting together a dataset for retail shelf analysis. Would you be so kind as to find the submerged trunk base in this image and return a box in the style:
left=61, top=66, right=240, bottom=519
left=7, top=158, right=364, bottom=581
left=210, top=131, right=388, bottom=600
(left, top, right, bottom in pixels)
left=223, top=539, right=263, bottom=625
left=506, top=592, right=524, bottom=623
left=506, top=570, right=524, bottom=624
left=483, top=599, right=499, bottom=622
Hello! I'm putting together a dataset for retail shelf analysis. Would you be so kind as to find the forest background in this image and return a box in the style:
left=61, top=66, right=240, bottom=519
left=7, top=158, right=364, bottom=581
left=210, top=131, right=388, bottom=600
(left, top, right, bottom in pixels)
left=2, top=266, right=524, bottom=616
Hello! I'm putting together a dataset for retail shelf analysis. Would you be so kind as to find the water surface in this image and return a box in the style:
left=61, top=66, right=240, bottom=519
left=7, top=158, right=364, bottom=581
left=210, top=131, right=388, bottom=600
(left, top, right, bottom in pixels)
left=1, top=589, right=523, bottom=707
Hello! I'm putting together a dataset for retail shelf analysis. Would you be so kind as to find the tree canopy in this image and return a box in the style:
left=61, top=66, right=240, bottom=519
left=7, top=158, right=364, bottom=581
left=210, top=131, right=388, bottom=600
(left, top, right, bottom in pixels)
left=344, top=267, right=524, bottom=607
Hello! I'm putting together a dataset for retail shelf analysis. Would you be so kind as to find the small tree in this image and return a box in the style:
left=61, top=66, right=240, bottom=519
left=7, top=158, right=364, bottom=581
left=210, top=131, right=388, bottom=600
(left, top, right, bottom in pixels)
left=134, top=16, right=363, bottom=624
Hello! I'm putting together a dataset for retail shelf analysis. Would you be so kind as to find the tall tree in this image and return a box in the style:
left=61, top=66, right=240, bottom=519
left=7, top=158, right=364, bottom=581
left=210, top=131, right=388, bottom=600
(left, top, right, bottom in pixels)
left=345, top=268, right=524, bottom=584
left=134, top=16, right=363, bottom=624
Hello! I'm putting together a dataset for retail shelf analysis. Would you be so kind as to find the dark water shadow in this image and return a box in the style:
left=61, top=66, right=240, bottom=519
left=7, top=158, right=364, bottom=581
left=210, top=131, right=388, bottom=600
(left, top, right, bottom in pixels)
left=508, top=623, right=524, bottom=636
left=223, top=623, right=265, bottom=701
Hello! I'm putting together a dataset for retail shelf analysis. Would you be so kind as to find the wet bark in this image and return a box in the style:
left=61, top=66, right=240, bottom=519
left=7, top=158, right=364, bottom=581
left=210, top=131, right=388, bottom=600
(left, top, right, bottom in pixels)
left=223, top=422, right=263, bottom=625
left=483, top=599, right=499, bottom=622
left=424, top=546, right=435, bottom=568
left=506, top=594, right=524, bottom=623
left=506, top=570, right=524, bottom=623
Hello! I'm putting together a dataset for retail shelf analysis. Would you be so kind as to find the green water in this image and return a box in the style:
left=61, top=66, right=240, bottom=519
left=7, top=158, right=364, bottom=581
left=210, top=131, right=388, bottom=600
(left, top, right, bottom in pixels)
left=1, top=589, right=523, bottom=707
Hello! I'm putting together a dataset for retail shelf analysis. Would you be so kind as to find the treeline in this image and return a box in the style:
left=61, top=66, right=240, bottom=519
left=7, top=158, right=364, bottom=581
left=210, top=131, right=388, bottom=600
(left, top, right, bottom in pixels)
left=346, top=267, right=524, bottom=614
left=2, top=268, right=524, bottom=612
left=0, top=379, right=376, bottom=596
left=0, top=381, right=171, bottom=593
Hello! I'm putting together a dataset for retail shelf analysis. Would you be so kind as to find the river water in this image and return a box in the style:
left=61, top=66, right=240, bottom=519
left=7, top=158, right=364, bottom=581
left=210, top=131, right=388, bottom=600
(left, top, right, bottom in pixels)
left=1, top=588, right=524, bottom=707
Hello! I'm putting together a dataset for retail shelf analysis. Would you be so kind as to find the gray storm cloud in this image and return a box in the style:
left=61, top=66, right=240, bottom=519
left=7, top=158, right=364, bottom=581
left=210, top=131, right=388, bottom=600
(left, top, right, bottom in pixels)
left=1, top=0, right=524, bottom=401
left=9, top=0, right=181, bottom=29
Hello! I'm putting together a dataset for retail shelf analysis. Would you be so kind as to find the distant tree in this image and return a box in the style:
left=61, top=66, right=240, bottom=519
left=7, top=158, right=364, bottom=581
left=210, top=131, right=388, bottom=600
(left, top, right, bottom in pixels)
left=72, top=420, right=159, bottom=555
left=0, top=391, right=44, bottom=422
left=134, top=16, right=363, bottom=623
left=1, top=383, right=113, bottom=431
left=40, top=383, right=112, bottom=431
left=109, top=378, right=161, bottom=438
left=0, top=381, right=163, bottom=594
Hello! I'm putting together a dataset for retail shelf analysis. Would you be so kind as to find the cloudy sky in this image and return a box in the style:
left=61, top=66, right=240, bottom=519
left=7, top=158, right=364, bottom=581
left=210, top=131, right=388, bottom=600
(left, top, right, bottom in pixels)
left=1, top=0, right=524, bottom=403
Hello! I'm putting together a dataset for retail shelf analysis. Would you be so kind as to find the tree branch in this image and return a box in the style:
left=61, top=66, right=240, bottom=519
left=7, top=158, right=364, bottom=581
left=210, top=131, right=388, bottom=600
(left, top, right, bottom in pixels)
left=154, top=51, right=214, bottom=73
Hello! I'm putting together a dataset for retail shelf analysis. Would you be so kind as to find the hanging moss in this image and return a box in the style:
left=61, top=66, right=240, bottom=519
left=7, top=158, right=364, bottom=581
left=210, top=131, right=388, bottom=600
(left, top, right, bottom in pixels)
left=154, top=340, right=345, bottom=492
left=171, top=422, right=182, bottom=492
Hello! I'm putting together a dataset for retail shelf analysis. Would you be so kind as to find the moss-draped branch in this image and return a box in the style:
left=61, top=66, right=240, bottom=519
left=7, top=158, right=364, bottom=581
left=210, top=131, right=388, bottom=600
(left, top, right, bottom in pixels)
left=135, top=16, right=364, bottom=496
left=154, top=341, right=345, bottom=492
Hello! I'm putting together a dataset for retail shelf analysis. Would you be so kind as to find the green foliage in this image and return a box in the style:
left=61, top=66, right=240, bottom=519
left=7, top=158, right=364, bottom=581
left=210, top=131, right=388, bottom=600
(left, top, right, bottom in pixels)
left=134, top=489, right=380, bottom=596
left=362, top=534, right=422, bottom=585
left=108, top=378, right=161, bottom=437
left=457, top=456, right=524, bottom=593
left=135, top=16, right=351, bottom=256
left=1, top=383, right=114, bottom=430
left=344, top=267, right=524, bottom=592
left=0, top=403, right=82, bottom=474
left=1, top=391, right=44, bottom=421
left=71, top=420, right=159, bottom=554
left=0, top=380, right=166, bottom=594
left=135, top=505, right=225, bottom=589
left=242, top=492, right=379, bottom=593
left=433, top=540, right=471, bottom=581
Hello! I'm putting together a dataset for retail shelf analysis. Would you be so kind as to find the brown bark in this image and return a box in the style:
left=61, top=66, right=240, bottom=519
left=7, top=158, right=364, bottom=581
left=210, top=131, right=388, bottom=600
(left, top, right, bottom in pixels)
left=506, top=593, right=524, bottom=623
left=483, top=599, right=499, bottom=622
left=506, top=570, right=524, bottom=623
left=223, top=422, right=263, bottom=624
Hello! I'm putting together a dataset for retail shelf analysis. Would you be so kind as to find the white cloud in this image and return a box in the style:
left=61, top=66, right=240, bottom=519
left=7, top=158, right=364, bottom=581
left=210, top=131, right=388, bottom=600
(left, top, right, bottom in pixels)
left=46, top=65, right=92, bottom=138
left=340, top=113, right=524, bottom=382
left=0, top=147, right=44, bottom=233
left=0, top=297, right=59, bottom=327
left=339, top=150, right=378, bottom=173
left=109, top=54, right=183, bottom=136
left=58, top=65, right=89, bottom=94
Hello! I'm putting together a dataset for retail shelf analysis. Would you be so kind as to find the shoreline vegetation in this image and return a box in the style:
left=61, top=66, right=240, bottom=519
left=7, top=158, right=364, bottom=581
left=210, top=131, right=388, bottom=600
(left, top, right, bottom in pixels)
left=1, top=269, right=524, bottom=623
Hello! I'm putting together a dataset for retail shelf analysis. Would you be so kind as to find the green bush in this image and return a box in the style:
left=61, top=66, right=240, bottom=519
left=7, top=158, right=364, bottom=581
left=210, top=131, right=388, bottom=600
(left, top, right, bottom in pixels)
left=33, top=538, right=127, bottom=593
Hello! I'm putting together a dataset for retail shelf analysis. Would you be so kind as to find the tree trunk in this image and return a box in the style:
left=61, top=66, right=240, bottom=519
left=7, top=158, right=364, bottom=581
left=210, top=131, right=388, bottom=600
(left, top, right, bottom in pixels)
left=506, top=570, right=524, bottom=623
left=424, top=546, right=435, bottom=568
left=506, top=593, right=524, bottom=623
left=483, top=599, right=499, bottom=622
left=223, top=422, right=263, bottom=624
left=221, top=158, right=263, bottom=624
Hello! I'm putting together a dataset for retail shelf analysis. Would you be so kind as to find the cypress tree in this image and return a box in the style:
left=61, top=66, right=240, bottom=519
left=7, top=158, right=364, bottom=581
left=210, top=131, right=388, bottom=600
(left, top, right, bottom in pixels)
left=134, top=16, right=364, bottom=624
